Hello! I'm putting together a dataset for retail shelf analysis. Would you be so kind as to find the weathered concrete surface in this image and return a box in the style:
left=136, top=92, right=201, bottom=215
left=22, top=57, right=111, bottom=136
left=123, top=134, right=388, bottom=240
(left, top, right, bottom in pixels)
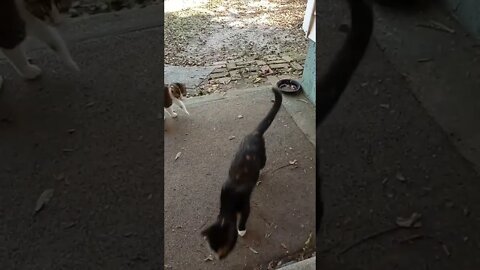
left=164, top=65, right=214, bottom=92
left=277, top=257, right=315, bottom=270
left=441, top=0, right=480, bottom=39
left=164, top=88, right=315, bottom=269
left=0, top=4, right=163, bottom=61
left=317, top=0, right=480, bottom=269
left=374, top=3, right=480, bottom=175
left=0, top=10, right=163, bottom=270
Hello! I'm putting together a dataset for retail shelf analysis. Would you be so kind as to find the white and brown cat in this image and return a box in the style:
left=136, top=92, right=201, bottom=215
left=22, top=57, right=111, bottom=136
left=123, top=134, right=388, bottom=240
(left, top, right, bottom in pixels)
left=0, top=0, right=79, bottom=81
left=164, top=82, right=190, bottom=119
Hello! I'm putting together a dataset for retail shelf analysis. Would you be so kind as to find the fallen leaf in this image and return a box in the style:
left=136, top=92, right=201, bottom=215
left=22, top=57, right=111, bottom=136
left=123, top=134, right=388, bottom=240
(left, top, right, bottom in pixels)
left=304, top=232, right=313, bottom=249
left=229, top=135, right=236, bottom=140
left=54, top=173, right=65, bottom=181
left=204, top=255, right=214, bottom=261
left=395, top=172, right=406, bottom=182
left=175, top=152, right=182, bottom=160
left=396, top=212, right=422, bottom=228
left=34, top=189, right=54, bottom=214
left=289, top=159, right=297, bottom=165
left=249, top=247, right=259, bottom=254
left=237, top=115, right=244, bottom=119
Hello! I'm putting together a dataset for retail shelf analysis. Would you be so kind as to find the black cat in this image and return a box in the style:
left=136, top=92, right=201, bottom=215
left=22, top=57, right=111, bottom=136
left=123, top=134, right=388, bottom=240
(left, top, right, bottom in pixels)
left=201, top=88, right=282, bottom=259
left=316, top=0, right=374, bottom=233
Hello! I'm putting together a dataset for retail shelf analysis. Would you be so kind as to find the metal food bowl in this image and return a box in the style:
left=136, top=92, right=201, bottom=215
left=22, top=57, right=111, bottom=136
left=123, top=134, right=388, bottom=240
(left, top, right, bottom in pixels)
left=276, top=79, right=303, bottom=95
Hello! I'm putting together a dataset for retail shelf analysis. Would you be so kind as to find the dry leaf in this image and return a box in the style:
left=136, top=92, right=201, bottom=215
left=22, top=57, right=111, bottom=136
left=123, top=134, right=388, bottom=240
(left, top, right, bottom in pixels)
left=249, top=247, right=259, bottom=254
left=237, top=115, right=244, bottom=119
left=175, top=152, right=182, bottom=160
left=54, top=173, right=65, bottom=181
left=304, top=232, right=313, bottom=248
left=289, top=159, right=297, bottom=165
left=34, top=189, right=54, bottom=214
left=204, top=255, right=214, bottom=262
left=229, top=135, right=236, bottom=140
left=396, top=172, right=406, bottom=182
left=396, top=212, right=422, bottom=228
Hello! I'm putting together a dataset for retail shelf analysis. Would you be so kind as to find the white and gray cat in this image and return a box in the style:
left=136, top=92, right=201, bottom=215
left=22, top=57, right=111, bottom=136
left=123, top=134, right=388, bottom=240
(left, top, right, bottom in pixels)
left=164, top=82, right=190, bottom=119
left=0, top=0, right=78, bottom=81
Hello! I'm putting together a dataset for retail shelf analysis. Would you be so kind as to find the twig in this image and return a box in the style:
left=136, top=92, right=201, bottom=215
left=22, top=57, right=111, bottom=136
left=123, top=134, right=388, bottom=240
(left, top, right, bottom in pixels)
left=399, top=234, right=424, bottom=244
left=269, top=164, right=293, bottom=174
left=338, top=226, right=401, bottom=255
left=416, top=20, right=455, bottom=34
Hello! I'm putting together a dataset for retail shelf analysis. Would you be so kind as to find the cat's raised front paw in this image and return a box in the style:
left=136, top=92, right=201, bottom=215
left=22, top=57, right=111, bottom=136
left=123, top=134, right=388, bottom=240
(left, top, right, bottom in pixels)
left=21, top=64, right=42, bottom=80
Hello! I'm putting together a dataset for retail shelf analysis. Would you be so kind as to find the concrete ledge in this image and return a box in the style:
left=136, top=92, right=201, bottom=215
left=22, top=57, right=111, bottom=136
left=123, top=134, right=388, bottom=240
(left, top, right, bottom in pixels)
left=441, top=0, right=480, bottom=39
left=277, top=257, right=316, bottom=270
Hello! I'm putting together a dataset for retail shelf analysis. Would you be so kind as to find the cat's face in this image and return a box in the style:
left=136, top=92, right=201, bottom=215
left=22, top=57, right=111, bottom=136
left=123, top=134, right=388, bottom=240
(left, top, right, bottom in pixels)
left=25, top=0, right=72, bottom=25
left=169, top=83, right=187, bottom=100
left=201, top=218, right=238, bottom=260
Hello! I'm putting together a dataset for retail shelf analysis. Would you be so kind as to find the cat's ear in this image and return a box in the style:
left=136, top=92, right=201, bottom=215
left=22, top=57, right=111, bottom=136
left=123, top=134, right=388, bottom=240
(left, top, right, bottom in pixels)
left=178, top=83, right=187, bottom=96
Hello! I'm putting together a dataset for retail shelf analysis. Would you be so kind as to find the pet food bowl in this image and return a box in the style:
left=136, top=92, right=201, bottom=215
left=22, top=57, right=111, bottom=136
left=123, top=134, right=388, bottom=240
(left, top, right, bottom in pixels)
left=276, top=79, right=303, bottom=95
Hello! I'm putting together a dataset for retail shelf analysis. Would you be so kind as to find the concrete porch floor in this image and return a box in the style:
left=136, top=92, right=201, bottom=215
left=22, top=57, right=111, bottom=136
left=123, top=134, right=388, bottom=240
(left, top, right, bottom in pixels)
left=164, top=87, right=316, bottom=269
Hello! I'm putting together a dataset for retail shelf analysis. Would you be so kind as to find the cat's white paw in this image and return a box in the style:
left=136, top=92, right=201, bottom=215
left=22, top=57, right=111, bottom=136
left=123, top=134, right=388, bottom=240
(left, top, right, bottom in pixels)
left=238, top=230, right=246, bottom=237
left=21, top=64, right=42, bottom=80
left=172, top=112, right=178, bottom=118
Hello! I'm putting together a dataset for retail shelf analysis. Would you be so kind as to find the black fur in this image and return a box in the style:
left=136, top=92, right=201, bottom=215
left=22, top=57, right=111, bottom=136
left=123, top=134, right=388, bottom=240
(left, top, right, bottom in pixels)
left=202, top=88, right=282, bottom=259
left=0, top=0, right=27, bottom=50
left=374, top=0, right=432, bottom=9
left=316, top=0, right=374, bottom=234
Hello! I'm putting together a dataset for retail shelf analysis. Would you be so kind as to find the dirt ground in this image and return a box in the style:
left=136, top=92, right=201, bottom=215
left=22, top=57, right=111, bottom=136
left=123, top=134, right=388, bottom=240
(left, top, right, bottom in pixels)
left=164, top=0, right=308, bottom=67
left=164, top=0, right=309, bottom=96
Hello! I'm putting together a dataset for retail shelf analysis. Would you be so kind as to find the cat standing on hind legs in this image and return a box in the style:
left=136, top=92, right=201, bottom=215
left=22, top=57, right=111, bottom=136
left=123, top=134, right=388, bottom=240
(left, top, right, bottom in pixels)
left=202, top=88, right=282, bottom=260
left=0, top=0, right=79, bottom=80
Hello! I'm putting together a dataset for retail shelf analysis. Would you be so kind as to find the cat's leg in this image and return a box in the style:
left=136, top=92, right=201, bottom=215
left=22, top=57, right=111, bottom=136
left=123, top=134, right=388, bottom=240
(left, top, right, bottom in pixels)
left=173, top=99, right=190, bottom=115
left=237, top=202, right=250, bottom=237
left=26, top=18, right=79, bottom=71
left=1, top=46, right=42, bottom=79
left=166, top=106, right=177, bottom=118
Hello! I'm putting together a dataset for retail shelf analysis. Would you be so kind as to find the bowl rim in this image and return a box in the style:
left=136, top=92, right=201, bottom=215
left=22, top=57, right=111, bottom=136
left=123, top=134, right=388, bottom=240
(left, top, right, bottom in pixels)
left=276, top=79, right=303, bottom=94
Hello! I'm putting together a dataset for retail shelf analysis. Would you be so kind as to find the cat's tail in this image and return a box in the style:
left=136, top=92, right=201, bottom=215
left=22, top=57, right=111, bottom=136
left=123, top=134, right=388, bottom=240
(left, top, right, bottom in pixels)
left=255, top=88, right=283, bottom=135
left=316, top=0, right=374, bottom=125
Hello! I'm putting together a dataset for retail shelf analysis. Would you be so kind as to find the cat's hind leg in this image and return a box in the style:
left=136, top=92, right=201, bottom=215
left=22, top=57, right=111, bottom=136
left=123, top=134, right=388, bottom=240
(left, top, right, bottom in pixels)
left=174, top=99, right=189, bottom=115
left=1, top=46, right=42, bottom=79
left=26, top=18, right=79, bottom=72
